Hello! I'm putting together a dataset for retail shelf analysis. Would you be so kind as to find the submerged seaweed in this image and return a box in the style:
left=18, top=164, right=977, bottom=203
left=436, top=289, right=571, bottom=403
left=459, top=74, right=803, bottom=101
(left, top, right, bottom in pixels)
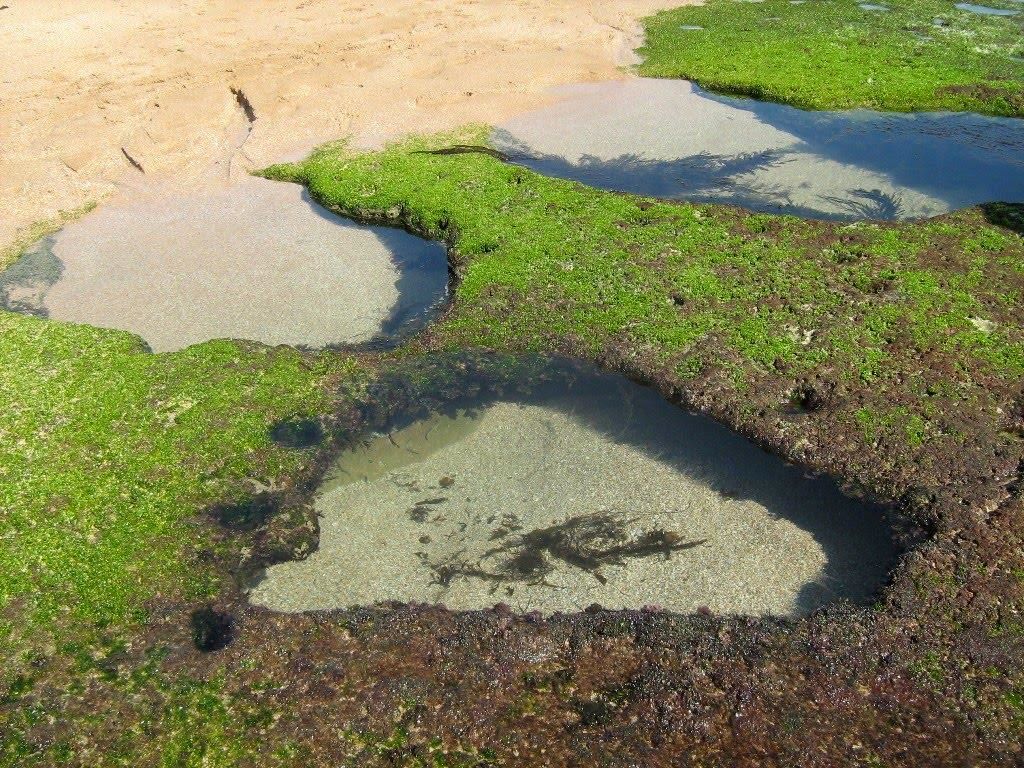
left=420, top=511, right=706, bottom=590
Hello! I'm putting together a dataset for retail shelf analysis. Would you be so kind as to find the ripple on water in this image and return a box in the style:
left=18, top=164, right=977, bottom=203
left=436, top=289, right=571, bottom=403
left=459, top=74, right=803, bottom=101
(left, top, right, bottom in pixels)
left=0, top=176, right=449, bottom=352
left=250, top=358, right=909, bottom=617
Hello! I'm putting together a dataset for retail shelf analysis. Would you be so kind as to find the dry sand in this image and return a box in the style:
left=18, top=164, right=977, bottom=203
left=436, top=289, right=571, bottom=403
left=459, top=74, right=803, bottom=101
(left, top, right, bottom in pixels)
left=0, top=0, right=685, bottom=251
left=250, top=366, right=900, bottom=617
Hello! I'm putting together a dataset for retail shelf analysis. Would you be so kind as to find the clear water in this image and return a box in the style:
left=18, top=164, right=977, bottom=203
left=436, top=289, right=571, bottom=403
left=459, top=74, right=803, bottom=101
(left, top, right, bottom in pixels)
left=0, top=176, right=449, bottom=352
left=251, top=357, right=907, bottom=616
left=954, top=2, right=1019, bottom=14
left=492, top=78, right=1024, bottom=221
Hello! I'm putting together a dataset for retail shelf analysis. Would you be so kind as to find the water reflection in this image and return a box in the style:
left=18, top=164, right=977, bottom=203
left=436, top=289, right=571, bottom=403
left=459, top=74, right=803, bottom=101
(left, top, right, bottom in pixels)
left=252, top=356, right=908, bottom=617
left=492, top=79, right=1024, bottom=220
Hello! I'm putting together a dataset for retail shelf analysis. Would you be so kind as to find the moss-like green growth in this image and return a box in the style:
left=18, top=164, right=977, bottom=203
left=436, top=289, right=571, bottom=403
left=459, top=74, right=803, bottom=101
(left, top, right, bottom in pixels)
left=3, top=127, right=1023, bottom=762
left=0, top=311, right=364, bottom=763
left=263, top=134, right=1024, bottom=430
left=0, top=313, right=358, bottom=636
left=0, top=307, right=367, bottom=763
left=638, top=0, right=1024, bottom=116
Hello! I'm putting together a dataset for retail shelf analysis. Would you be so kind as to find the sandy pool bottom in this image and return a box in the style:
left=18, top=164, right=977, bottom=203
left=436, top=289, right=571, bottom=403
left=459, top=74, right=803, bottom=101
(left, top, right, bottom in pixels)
left=0, top=176, right=447, bottom=352
left=251, top=367, right=900, bottom=617
left=492, top=78, right=1024, bottom=220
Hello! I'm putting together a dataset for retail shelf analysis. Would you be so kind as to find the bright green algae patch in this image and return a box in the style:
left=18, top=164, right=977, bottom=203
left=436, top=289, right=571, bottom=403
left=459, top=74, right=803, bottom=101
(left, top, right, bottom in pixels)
left=0, top=313, right=356, bottom=632
left=1, top=130, right=1023, bottom=763
left=638, top=0, right=1024, bottom=117
left=0, top=314, right=361, bottom=764
left=264, top=135, right=1024, bottom=395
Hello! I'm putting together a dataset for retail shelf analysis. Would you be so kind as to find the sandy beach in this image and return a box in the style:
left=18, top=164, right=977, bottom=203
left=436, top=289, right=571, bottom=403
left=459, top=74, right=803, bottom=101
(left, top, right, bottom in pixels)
left=0, top=0, right=683, bottom=250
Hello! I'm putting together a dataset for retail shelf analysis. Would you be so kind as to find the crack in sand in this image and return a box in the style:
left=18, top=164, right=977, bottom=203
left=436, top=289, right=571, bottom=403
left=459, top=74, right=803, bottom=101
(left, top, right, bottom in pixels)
left=120, top=146, right=144, bottom=173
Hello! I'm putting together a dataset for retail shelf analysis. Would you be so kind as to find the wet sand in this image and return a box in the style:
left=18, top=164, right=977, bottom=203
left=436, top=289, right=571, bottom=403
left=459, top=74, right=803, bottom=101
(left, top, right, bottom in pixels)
left=0, top=176, right=447, bottom=351
left=251, top=365, right=900, bottom=616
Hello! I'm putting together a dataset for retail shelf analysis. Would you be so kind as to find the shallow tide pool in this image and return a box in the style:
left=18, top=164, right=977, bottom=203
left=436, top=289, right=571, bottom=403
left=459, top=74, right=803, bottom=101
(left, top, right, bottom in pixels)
left=251, top=359, right=905, bottom=617
left=492, top=78, right=1024, bottom=220
left=0, top=176, right=449, bottom=352
left=954, top=2, right=1020, bottom=14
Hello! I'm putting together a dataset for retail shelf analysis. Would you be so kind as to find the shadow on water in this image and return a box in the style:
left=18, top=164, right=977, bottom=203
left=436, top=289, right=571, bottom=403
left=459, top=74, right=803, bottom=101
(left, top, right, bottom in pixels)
left=300, top=189, right=449, bottom=350
left=348, top=354, right=913, bottom=615
left=698, top=85, right=1024, bottom=210
left=506, top=360, right=909, bottom=614
left=0, top=235, right=63, bottom=317
left=494, top=132, right=907, bottom=221
left=492, top=80, right=1024, bottom=220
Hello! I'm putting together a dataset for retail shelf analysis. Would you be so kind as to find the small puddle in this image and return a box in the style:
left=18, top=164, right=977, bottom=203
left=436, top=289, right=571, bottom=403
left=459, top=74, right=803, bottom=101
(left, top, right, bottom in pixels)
left=251, top=358, right=907, bottom=617
left=955, top=2, right=1019, bottom=14
left=492, top=78, right=1024, bottom=220
left=0, top=176, right=448, bottom=352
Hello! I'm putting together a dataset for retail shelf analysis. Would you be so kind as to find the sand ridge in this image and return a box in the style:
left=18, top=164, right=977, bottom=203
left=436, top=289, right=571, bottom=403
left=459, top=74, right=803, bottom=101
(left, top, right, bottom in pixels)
left=0, top=0, right=686, bottom=249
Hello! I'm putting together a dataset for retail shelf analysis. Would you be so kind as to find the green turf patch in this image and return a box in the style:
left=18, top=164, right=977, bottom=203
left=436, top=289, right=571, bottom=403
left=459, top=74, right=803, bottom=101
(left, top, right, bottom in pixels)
left=637, top=0, right=1024, bottom=116
left=0, top=314, right=358, bottom=635
left=263, top=133, right=1024, bottom=401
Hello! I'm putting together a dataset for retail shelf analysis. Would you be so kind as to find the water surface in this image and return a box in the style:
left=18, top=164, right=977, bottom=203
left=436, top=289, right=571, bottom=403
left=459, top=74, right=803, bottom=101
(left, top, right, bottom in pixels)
left=251, top=359, right=905, bottom=616
left=493, top=78, right=1024, bottom=220
left=954, top=2, right=1019, bottom=14
left=0, top=176, right=448, bottom=352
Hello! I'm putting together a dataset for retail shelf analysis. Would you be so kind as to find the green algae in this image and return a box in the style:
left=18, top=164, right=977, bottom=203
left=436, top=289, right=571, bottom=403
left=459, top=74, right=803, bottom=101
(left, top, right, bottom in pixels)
left=262, top=132, right=1024, bottom=419
left=2, top=124, right=1023, bottom=761
left=638, top=0, right=1024, bottom=116
left=0, top=313, right=360, bottom=634
left=0, top=311, right=362, bottom=763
